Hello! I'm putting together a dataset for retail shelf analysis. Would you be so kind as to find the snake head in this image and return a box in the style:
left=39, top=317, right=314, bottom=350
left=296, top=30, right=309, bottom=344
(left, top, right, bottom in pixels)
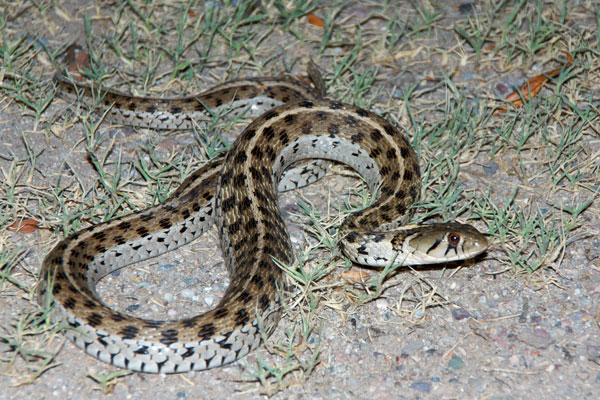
left=342, top=222, right=488, bottom=267
left=398, top=222, right=488, bottom=265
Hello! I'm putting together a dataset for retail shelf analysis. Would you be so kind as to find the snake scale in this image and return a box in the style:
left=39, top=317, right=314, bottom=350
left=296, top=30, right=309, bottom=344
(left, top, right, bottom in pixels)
left=37, top=69, right=488, bottom=374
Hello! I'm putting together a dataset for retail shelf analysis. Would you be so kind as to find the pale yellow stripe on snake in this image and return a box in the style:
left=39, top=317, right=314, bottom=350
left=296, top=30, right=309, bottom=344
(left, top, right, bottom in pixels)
left=38, top=78, right=488, bottom=374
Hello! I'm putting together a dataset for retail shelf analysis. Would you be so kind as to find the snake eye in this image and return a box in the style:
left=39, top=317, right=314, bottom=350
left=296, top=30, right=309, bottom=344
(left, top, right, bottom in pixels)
left=448, top=232, right=461, bottom=246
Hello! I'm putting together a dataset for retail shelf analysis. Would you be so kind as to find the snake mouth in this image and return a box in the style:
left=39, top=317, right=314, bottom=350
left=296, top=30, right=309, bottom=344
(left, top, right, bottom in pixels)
left=407, top=223, right=489, bottom=263
left=340, top=223, right=489, bottom=267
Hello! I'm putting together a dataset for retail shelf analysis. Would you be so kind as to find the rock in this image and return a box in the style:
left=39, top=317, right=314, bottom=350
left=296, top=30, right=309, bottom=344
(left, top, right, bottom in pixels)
left=125, top=304, right=139, bottom=313
left=451, top=307, right=471, bottom=320
left=402, top=340, right=424, bottom=356
left=181, top=288, right=194, bottom=298
left=410, top=381, right=431, bottom=393
left=448, top=355, right=464, bottom=370
left=157, top=263, right=175, bottom=272
left=587, top=345, right=600, bottom=365
left=483, top=162, right=499, bottom=176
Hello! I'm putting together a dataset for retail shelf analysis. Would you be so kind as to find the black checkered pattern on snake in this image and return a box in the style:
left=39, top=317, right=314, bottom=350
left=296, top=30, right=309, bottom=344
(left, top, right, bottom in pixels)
left=37, top=73, right=488, bottom=373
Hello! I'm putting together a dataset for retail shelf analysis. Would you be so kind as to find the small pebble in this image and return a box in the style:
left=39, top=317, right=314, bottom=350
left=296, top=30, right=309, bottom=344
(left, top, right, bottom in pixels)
left=401, top=340, right=424, bottom=356
left=344, top=344, right=353, bottom=355
left=181, top=289, right=195, bottom=299
left=375, top=298, right=390, bottom=310
left=571, top=311, right=584, bottom=321
left=204, top=294, right=215, bottom=306
left=158, top=263, right=175, bottom=272
left=138, top=281, right=151, bottom=289
left=448, top=355, right=464, bottom=370
left=534, top=328, right=550, bottom=338
left=451, top=307, right=471, bottom=320
left=348, top=317, right=358, bottom=329
left=565, top=325, right=574, bottom=334
left=509, top=354, right=520, bottom=367
left=163, top=293, right=174, bottom=302
left=482, top=162, right=499, bottom=176
left=283, top=204, right=300, bottom=213
left=183, top=278, right=199, bottom=286
left=495, top=83, right=509, bottom=95
left=425, top=347, right=438, bottom=356
left=458, top=2, right=475, bottom=15
left=150, top=304, right=160, bottom=313
left=410, top=381, right=431, bottom=393
left=125, top=304, right=139, bottom=313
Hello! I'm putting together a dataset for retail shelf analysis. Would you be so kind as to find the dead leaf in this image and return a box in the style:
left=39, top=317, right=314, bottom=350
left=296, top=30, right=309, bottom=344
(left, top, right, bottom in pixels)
left=307, top=13, right=325, bottom=28
left=62, top=43, right=90, bottom=78
left=340, top=270, right=372, bottom=283
left=494, top=53, right=573, bottom=115
left=375, top=46, right=423, bottom=63
left=7, top=219, right=39, bottom=233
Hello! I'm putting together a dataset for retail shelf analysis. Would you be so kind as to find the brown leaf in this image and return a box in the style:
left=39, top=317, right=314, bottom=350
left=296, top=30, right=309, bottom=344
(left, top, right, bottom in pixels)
left=494, top=53, right=573, bottom=115
left=307, top=13, right=325, bottom=28
left=7, top=219, right=39, bottom=233
left=340, top=270, right=372, bottom=283
left=62, top=43, right=90, bottom=78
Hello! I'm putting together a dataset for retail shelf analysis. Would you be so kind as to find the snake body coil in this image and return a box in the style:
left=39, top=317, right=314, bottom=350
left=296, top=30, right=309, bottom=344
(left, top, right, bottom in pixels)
left=38, top=72, right=488, bottom=373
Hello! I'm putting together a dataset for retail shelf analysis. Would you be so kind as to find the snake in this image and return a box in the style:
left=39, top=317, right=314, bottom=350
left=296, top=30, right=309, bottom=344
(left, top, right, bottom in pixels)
left=37, top=68, right=488, bottom=374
